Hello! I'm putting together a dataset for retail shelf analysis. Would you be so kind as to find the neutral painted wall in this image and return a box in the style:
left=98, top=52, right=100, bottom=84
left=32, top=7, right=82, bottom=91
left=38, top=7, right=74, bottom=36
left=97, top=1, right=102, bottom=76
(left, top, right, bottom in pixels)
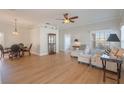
left=30, top=26, right=40, bottom=55
left=0, top=21, right=31, bottom=48
left=30, top=24, right=59, bottom=56
left=59, top=19, right=121, bottom=51
left=120, top=11, right=124, bottom=48
left=40, top=25, right=59, bottom=56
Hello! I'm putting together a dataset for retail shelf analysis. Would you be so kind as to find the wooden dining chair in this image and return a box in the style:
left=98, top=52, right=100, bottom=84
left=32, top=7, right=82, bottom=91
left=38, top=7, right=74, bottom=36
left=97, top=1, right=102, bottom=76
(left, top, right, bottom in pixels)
left=18, top=43, right=24, bottom=57
left=0, top=44, right=10, bottom=58
left=9, top=44, right=20, bottom=59
left=0, top=44, right=4, bottom=58
left=23, top=44, right=32, bottom=56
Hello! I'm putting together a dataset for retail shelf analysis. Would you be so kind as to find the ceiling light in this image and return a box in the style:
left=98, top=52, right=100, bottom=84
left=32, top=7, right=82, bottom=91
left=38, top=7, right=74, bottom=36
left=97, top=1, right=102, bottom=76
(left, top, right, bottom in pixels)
left=64, top=19, right=70, bottom=24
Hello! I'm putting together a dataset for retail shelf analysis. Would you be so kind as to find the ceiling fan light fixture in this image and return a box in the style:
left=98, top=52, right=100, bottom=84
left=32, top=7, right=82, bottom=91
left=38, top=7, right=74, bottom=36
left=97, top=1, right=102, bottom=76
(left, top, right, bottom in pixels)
left=64, top=19, right=70, bottom=24
left=56, top=13, right=78, bottom=24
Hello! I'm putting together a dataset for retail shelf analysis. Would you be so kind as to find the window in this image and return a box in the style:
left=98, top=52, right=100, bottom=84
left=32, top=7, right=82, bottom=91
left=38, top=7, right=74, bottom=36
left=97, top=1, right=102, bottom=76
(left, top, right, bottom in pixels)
left=95, top=31, right=110, bottom=48
left=91, top=29, right=114, bottom=49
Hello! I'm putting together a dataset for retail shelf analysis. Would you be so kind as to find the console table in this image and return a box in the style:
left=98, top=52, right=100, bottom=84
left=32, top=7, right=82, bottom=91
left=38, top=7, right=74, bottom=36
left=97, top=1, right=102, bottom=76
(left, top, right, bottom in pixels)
left=100, top=54, right=123, bottom=84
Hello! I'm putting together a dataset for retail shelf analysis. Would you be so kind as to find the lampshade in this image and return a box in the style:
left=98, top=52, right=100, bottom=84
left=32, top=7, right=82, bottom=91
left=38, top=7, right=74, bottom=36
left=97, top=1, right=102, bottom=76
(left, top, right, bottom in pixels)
left=107, top=34, right=120, bottom=42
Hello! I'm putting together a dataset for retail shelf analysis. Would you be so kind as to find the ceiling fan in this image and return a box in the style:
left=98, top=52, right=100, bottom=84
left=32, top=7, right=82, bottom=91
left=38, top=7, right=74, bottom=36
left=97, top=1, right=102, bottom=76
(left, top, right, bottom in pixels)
left=56, top=13, right=78, bottom=24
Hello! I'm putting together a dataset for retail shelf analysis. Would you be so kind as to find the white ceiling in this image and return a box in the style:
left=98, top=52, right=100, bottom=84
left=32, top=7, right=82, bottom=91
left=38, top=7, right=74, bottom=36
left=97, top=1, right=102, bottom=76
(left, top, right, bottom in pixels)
left=0, top=9, right=122, bottom=30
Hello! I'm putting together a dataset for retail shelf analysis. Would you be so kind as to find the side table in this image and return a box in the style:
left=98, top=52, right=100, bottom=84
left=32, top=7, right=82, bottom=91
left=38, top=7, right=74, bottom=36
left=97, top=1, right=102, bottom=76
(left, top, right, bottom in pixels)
left=100, top=54, right=123, bottom=84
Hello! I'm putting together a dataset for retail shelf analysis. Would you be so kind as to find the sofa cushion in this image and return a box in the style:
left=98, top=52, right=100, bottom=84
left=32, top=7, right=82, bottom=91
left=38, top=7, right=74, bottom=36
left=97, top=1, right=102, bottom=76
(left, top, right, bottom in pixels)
left=111, top=48, right=119, bottom=56
left=116, top=49, right=124, bottom=57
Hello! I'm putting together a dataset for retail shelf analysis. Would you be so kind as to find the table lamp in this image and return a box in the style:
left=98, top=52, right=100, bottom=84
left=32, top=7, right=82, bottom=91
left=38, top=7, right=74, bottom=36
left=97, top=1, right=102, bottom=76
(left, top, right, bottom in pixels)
left=107, top=34, right=120, bottom=48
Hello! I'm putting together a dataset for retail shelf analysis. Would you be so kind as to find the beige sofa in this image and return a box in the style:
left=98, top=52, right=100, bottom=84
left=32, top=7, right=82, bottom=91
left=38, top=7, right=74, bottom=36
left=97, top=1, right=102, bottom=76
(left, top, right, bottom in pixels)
left=70, top=44, right=86, bottom=57
left=91, top=48, right=124, bottom=72
left=71, top=50, right=83, bottom=57
left=78, top=54, right=91, bottom=64
left=71, top=46, right=124, bottom=72
left=91, top=54, right=118, bottom=72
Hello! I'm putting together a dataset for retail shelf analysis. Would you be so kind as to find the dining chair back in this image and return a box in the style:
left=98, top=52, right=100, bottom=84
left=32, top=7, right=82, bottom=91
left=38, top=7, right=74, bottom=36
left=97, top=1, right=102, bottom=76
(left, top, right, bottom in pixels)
left=0, top=44, right=4, bottom=58
left=23, top=43, right=32, bottom=56
left=9, top=44, right=20, bottom=59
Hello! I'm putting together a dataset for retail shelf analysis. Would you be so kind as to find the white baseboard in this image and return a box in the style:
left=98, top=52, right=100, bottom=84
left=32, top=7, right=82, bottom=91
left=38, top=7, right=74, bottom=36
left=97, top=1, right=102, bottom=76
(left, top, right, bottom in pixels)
left=31, top=51, right=60, bottom=56
left=31, top=51, right=40, bottom=56
left=40, top=52, right=48, bottom=56
left=59, top=49, right=65, bottom=52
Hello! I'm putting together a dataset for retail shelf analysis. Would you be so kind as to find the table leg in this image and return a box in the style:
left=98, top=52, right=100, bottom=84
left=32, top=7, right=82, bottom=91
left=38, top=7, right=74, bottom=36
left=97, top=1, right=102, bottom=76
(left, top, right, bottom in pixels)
left=117, top=63, right=121, bottom=84
left=119, top=64, right=121, bottom=79
left=102, top=60, right=106, bottom=82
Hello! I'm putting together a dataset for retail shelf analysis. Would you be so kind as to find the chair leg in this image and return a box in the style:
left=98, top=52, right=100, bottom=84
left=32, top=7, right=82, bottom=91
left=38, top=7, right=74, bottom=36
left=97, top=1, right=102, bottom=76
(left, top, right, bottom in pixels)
left=12, top=54, right=14, bottom=60
left=22, top=51, right=24, bottom=56
left=29, top=51, right=31, bottom=56
left=1, top=53, right=2, bottom=58
left=3, top=53, right=4, bottom=58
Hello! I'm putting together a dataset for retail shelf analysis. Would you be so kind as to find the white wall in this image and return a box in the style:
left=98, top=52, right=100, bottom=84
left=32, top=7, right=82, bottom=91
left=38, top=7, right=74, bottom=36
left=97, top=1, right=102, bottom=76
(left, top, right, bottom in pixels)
left=40, top=25, right=59, bottom=56
left=30, top=27, right=40, bottom=55
left=120, top=11, right=124, bottom=48
left=30, top=24, right=59, bottom=56
left=0, top=21, right=31, bottom=48
left=0, top=21, right=59, bottom=56
left=59, top=19, right=121, bottom=51
left=121, top=26, right=124, bottom=48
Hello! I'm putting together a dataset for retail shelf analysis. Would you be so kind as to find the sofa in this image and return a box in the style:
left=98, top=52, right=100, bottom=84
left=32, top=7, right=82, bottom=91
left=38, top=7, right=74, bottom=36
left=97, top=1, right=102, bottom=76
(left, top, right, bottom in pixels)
left=73, top=47, right=124, bottom=72
left=78, top=53, right=91, bottom=64
left=91, top=48, right=124, bottom=72
left=70, top=44, right=86, bottom=57
left=71, top=50, right=83, bottom=57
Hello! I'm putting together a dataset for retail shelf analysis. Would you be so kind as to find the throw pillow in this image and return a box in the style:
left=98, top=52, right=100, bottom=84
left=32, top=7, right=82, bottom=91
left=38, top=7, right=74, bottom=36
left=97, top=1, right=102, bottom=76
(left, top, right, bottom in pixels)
left=104, top=48, right=111, bottom=55
left=111, top=48, right=119, bottom=56
left=116, top=49, right=124, bottom=58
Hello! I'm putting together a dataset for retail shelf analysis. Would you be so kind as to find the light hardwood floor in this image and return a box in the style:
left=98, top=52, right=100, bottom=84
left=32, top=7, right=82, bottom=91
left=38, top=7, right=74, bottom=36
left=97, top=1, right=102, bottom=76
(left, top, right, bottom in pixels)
left=1, top=53, right=124, bottom=84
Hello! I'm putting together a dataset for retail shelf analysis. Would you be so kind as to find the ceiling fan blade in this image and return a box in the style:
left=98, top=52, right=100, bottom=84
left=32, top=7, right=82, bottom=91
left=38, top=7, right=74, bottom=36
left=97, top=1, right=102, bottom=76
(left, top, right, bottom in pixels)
left=56, top=19, right=64, bottom=20
left=64, top=13, right=68, bottom=19
left=69, top=16, right=78, bottom=19
left=70, top=20, right=74, bottom=23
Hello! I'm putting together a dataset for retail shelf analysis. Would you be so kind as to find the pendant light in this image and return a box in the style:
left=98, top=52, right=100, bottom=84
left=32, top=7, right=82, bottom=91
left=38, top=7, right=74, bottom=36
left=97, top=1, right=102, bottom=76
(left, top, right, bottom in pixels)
left=12, top=19, right=19, bottom=35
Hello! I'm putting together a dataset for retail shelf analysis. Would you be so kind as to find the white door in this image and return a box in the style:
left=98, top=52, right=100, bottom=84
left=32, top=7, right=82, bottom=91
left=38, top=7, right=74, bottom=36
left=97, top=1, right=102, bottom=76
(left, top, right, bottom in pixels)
left=64, top=34, right=71, bottom=52
left=121, top=26, right=124, bottom=48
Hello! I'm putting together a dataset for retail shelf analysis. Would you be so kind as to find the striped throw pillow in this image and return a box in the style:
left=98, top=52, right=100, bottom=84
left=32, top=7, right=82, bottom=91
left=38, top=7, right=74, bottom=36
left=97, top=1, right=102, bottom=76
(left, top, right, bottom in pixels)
left=104, top=48, right=111, bottom=55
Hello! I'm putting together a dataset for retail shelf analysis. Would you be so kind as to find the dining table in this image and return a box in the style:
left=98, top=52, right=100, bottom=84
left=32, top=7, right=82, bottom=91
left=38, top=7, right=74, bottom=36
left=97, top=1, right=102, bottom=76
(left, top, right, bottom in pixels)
left=5, top=45, right=27, bottom=58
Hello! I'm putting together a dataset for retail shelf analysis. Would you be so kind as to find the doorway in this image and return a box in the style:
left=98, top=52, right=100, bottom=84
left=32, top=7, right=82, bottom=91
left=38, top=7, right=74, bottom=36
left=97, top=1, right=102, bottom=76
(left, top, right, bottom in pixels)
left=48, top=33, right=56, bottom=55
